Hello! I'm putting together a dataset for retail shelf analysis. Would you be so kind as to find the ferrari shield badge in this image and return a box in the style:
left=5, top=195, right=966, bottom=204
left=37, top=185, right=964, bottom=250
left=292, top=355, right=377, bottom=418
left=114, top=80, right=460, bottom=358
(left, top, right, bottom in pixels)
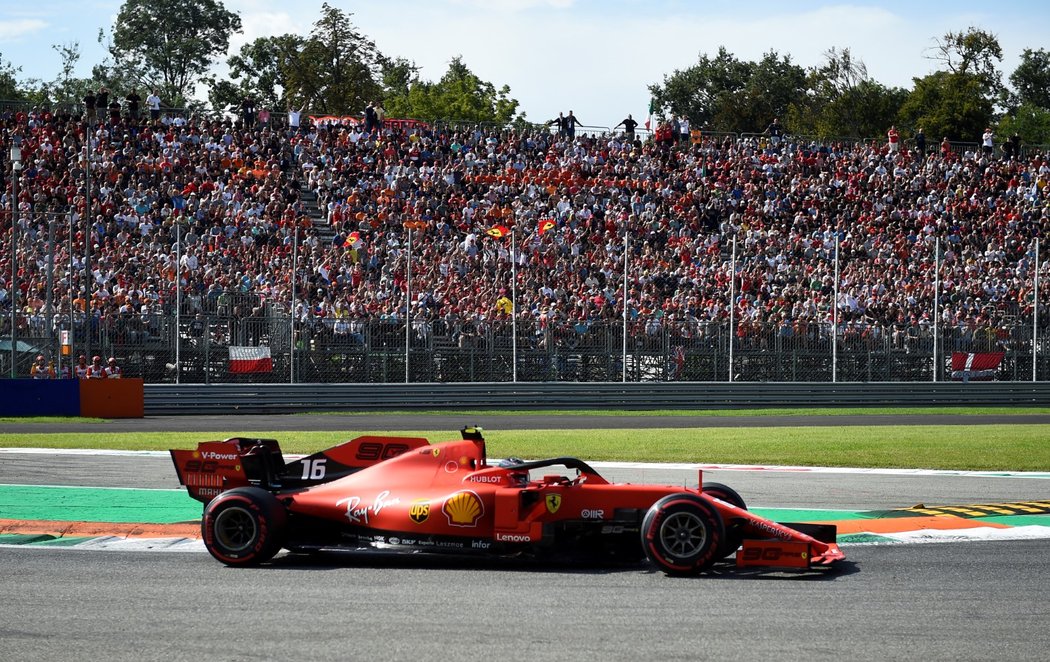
left=545, top=493, right=562, bottom=514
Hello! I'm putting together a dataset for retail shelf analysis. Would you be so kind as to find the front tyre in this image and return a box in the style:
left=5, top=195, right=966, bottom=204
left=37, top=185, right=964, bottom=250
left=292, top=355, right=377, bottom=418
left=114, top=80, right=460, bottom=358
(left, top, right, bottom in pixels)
left=202, top=487, right=288, bottom=566
left=641, top=494, right=724, bottom=576
left=702, top=482, right=747, bottom=559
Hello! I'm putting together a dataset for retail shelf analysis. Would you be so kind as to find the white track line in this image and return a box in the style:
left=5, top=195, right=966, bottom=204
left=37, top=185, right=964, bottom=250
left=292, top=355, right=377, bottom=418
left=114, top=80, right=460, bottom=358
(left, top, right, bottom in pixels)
left=2, top=447, right=1048, bottom=479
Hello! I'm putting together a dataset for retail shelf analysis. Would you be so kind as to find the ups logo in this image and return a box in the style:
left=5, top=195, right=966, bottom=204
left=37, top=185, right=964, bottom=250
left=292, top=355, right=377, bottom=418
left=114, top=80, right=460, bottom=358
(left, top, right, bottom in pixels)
left=409, top=500, right=430, bottom=524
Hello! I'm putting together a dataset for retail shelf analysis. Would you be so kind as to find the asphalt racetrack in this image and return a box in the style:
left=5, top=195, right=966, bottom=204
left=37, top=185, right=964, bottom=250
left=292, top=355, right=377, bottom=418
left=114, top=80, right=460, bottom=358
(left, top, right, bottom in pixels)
left=2, top=414, right=1049, bottom=660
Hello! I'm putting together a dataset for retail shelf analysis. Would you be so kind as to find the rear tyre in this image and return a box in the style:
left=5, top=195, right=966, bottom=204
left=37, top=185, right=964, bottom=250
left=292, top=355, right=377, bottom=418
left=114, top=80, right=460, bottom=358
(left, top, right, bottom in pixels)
left=202, top=487, right=288, bottom=566
left=641, top=494, right=724, bottom=576
left=702, top=482, right=747, bottom=559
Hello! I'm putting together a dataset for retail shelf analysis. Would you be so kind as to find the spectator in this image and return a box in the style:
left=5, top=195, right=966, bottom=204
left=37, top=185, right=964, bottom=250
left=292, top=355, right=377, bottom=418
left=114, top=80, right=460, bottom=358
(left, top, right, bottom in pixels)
left=614, top=114, right=638, bottom=140
left=914, top=126, right=926, bottom=156
left=74, top=355, right=89, bottom=380
left=364, top=101, right=377, bottom=133
left=30, top=354, right=50, bottom=379
left=106, top=357, right=122, bottom=378
left=765, top=117, right=783, bottom=145
left=887, top=125, right=900, bottom=153
left=982, top=127, right=994, bottom=156
left=288, top=102, right=305, bottom=134
left=146, top=90, right=161, bottom=121
left=125, top=90, right=141, bottom=120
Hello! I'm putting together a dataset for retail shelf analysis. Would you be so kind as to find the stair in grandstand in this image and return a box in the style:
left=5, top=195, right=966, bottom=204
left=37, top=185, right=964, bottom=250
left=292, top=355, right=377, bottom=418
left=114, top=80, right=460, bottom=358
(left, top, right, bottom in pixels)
left=299, top=182, right=337, bottom=244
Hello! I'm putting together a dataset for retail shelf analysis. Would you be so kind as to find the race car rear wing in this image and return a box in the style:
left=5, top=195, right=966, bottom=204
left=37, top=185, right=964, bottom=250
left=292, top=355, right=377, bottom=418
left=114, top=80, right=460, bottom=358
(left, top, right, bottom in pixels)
left=171, top=434, right=433, bottom=503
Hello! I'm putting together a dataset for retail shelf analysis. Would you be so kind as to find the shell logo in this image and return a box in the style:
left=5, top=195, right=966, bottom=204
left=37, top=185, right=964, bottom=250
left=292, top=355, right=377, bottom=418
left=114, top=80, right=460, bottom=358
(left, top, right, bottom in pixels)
left=443, top=490, right=484, bottom=527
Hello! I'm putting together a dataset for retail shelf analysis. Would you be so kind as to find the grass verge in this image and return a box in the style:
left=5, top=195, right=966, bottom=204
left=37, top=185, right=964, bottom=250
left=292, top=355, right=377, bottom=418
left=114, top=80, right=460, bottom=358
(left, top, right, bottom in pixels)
left=3, top=424, right=1048, bottom=471
left=300, top=406, right=1050, bottom=418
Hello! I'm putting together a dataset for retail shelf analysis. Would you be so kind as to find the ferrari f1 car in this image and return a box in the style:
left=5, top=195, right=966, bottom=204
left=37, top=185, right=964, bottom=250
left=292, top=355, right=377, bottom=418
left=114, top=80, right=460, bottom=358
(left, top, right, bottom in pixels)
left=171, top=427, right=845, bottom=575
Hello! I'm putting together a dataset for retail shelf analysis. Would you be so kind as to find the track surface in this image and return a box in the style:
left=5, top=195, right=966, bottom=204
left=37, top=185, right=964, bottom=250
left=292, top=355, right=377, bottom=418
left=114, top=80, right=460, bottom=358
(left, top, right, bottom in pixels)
left=4, top=411, right=1050, bottom=433
left=2, top=413, right=1049, bottom=660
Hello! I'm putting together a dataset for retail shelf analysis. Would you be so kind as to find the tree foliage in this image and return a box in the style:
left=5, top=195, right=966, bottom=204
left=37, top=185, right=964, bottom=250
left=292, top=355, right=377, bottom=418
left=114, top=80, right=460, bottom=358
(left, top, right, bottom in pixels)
left=787, top=48, right=908, bottom=138
left=287, top=3, right=384, bottom=114
left=649, top=48, right=806, bottom=133
left=997, top=104, right=1050, bottom=145
left=209, top=34, right=306, bottom=112
left=107, top=0, right=242, bottom=105
left=1009, top=48, right=1050, bottom=111
left=384, top=56, right=520, bottom=123
left=0, top=52, right=24, bottom=101
left=898, top=71, right=993, bottom=141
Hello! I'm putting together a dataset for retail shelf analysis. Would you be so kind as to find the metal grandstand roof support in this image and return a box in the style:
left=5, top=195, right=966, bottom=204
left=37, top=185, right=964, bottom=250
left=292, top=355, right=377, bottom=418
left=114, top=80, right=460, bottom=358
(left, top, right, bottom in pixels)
left=405, top=226, right=412, bottom=384
left=832, top=233, right=839, bottom=383
left=175, top=220, right=181, bottom=384
left=622, top=230, right=628, bottom=383
left=728, top=234, right=736, bottom=383
left=8, top=135, right=21, bottom=378
left=1035, top=238, right=1040, bottom=382
left=511, top=227, right=517, bottom=383
left=290, top=224, right=298, bottom=384
left=933, top=236, right=940, bottom=383
left=84, top=122, right=93, bottom=364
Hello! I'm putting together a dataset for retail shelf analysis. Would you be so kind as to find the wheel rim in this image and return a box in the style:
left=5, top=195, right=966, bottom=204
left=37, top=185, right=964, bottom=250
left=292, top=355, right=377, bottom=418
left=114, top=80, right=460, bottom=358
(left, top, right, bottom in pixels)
left=214, top=506, right=258, bottom=553
left=659, top=511, right=707, bottom=558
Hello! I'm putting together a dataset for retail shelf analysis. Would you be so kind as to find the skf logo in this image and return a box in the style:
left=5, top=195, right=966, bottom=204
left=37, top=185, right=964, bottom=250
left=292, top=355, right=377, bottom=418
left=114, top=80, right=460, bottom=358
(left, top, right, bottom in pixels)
left=443, top=491, right=484, bottom=527
left=545, top=494, right=562, bottom=514
left=409, top=500, right=430, bottom=524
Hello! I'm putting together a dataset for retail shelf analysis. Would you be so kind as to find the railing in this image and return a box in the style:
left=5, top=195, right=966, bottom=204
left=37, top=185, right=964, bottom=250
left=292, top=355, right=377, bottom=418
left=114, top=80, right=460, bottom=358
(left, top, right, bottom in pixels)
left=4, top=313, right=1047, bottom=384
left=142, top=381, right=1050, bottom=414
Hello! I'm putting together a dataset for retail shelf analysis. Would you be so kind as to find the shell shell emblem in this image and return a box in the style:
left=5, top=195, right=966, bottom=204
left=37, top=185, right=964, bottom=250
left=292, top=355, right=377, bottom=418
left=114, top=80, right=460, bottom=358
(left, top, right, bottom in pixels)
left=443, top=490, right=484, bottom=527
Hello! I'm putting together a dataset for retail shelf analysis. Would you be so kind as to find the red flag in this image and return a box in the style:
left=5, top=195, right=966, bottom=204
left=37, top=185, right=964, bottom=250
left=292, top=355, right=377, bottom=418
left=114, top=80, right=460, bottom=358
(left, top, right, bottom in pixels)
left=486, top=225, right=510, bottom=238
left=538, top=219, right=556, bottom=235
left=229, top=346, right=273, bottom=374
left=950, top=352, right=1004, bottom=381
left=403, top=220, right=426, bottom=230
left=343, top=231, right=361, bottom=248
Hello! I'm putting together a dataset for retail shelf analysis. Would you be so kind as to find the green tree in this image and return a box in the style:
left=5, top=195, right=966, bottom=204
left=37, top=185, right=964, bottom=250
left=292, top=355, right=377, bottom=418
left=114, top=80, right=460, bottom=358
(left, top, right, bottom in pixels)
left=289, top=3, right=384, bottom=113
left=106, top=0, right=242, bottom=105
left=928, top=27, right=1004, bottom=90
left=788, top=48, right=908, bottom=139
left=384, top=56, right=519, bottom=123
left=997, top=104, right=1050, bottom=145
left=1009, top=48, right=1050, bottom=110
left=649, top=48, right=805, bottom=133
left=0, top=52, right=25, bottom=100
left=898, top=70, right=993, bottom=141
left=209, top=34, right=306, bottom=112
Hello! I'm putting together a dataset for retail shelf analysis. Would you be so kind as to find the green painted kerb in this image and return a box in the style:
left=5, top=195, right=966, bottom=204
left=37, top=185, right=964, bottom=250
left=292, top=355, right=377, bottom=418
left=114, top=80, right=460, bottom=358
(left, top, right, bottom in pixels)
left=0, top=485, right=203, bottom=523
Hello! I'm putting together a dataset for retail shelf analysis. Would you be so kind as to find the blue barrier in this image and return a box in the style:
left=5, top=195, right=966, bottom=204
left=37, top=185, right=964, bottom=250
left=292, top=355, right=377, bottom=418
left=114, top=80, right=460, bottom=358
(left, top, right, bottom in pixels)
left=0, top=379, right=80, bottom=417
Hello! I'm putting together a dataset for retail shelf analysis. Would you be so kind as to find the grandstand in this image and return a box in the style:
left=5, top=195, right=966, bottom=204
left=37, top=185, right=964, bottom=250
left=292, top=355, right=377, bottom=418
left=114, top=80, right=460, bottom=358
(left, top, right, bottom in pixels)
left=1, top=103, right=1047, bottom=383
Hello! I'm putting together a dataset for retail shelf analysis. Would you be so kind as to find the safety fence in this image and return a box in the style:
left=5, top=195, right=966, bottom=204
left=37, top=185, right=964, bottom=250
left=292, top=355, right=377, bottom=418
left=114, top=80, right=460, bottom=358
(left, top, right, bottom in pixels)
left=4, top=313, right=1048, bottom=384
left=142, top=381, right=1050, bottom=415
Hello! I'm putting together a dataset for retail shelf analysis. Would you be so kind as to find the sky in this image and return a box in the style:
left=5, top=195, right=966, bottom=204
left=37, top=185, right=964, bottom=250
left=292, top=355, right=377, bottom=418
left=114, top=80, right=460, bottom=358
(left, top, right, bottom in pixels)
left=2, top=0, right=1048, bottom=128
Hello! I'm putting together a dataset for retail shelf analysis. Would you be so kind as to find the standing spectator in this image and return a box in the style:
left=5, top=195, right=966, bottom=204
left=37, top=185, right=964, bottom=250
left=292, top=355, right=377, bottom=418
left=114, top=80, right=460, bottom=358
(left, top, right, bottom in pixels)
left=548, top=112, right=568, bottom=138
left=766, top=117, right=784, bottom=145
left=887, top=125, right=900, bottom=153
left=86, top=355, right=107, bottom=379
left=241, top=96, right=256, bottom=128
left=982, top=127, right=994, bottom=156
left=565, top=110, right=582, bottom=140
left=74, top=355, right=89, bottom=380
left=614, top=114, right=638, bottom=140
left=258, top=106, right=271, bottom=127
left=1004, top=133, right=1021, bottom=159
left=108, top=96, right=122, bottom=124
left=95, top=86, right=109, bottom=114
left=288, top=102, right=305, bottom=134
left=83, top=89, right=97, bottom=124
left=678, top=115, right=690, bottom=144
left=146, top=90, right=161, bottom=121
left=941, top=136, right=952, bottom=157
left=30, top=355, right=50, bottom=379
left=364, top=101, right=377, bottom=133
left=106, top=357, right=122, bottom=378
left=125, top=90, right=141, bottom=120
left=375, top=102, right=386, bottom=131
left=914, top=127, right=926, bottom=157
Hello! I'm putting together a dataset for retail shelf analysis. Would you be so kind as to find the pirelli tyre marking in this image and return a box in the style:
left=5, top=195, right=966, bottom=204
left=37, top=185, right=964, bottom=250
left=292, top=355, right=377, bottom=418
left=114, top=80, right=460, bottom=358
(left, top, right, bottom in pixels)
left=905, top=500, right=1050, bottom=518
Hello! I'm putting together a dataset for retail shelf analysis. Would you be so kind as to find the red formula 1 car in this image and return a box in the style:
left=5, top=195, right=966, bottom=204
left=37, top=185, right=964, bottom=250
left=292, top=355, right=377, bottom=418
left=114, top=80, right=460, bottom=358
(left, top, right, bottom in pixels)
left=170, top=427, right=844, bottom=575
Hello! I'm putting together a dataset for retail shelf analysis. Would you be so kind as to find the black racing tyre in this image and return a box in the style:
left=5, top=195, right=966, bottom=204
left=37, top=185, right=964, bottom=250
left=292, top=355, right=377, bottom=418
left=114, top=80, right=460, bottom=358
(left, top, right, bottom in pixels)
left=702, top=482, right=747, bottom=559
left=641, top=493, right=724, bottom=576
left=202, top=487, right=288, bottom=566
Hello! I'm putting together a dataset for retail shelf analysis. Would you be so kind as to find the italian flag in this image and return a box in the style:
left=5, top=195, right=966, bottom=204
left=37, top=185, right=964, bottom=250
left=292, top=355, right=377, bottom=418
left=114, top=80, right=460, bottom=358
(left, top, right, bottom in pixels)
left=229, top=346, right=273, bottom=373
